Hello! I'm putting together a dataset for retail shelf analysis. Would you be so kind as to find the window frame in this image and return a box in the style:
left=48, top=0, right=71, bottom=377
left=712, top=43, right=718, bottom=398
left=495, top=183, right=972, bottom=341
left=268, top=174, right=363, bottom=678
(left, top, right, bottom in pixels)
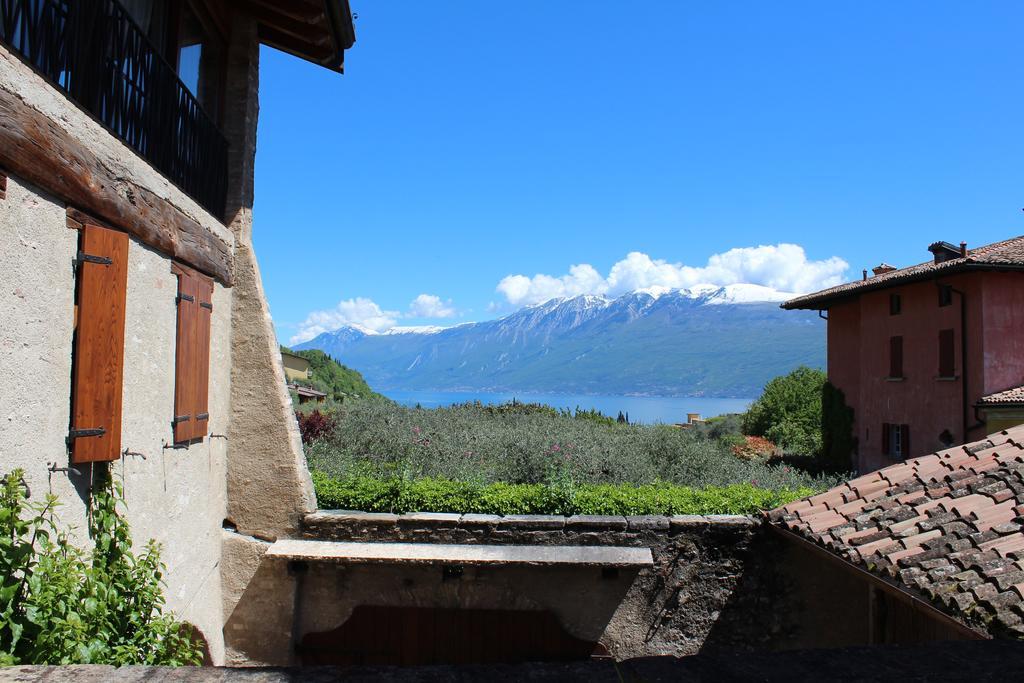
left=888, top=335, right=904, bottom=379
left=938, top=284, right=953, bottom=307
left=938, top=328, right=956, bottom=379
left=889, top=293, right=901, bottom=316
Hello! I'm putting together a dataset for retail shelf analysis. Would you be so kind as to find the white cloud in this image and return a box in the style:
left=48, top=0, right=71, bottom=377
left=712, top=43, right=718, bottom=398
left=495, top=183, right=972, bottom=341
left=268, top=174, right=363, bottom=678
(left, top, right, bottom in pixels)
left=408, top=293, right=456, bottom=319
left=290, top=297, right=399, bottom=344
left=496, top=244, right=848, bottom=307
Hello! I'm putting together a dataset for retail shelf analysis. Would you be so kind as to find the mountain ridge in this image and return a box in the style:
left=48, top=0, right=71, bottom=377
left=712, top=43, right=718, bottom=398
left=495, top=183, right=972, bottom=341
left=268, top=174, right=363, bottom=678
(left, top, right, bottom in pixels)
left=294, top=286, right=822, bottom=397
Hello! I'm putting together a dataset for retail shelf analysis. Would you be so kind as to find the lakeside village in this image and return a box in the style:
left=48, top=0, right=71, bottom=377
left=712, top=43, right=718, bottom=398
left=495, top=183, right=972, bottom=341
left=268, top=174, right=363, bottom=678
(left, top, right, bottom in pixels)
left=3, top=0, right=1024, bottom=677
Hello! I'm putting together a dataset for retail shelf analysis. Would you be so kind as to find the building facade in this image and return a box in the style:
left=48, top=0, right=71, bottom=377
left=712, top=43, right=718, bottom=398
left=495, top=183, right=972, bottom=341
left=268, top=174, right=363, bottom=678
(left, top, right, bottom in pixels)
left=784, top=238, right=1024, bottom=473
left=0, top=0, right=354, bottom=663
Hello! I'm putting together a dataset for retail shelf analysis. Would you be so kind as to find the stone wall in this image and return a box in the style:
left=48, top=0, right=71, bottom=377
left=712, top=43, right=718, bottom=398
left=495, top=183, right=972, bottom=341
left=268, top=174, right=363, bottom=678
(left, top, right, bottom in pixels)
left=224, top=511, right=863, bottom=665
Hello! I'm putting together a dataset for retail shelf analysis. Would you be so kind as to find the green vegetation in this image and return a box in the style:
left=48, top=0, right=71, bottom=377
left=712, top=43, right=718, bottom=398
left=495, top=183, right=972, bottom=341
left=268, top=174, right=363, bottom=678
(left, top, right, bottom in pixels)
left=742, top=366, right=826, bottom=457
left=821, top=381, right=856, bottom=471
left=282, top=346, right=383, bottom=403
left=0, top=470, right=201, bottom=666
left=312, top=472, right=814, bottom=516
left=304, top=399, right=843, bottom=515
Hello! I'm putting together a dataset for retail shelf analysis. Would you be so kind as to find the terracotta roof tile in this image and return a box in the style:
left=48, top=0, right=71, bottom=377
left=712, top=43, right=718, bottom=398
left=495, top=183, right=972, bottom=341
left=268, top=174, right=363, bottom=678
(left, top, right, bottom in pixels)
left=768, top=427, right=1024, bottom=639
left=782, top=235, right=1024, bottom=310
left=979, top=385, right=1024, bottom=406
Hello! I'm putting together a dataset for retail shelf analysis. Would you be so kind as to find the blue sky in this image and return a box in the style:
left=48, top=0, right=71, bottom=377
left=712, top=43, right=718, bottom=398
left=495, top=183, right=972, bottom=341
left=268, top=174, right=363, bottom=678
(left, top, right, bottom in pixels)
left=253, top=1, right=1024, bottom=345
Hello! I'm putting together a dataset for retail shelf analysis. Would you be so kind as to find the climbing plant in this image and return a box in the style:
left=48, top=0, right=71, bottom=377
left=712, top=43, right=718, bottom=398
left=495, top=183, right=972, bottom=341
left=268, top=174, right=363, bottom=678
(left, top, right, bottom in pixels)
left=0, top=469, right=202, bottom=665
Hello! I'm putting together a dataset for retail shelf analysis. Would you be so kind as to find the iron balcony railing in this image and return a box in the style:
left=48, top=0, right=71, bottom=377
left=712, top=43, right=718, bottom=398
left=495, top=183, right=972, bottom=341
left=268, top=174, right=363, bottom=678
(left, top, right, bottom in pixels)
left=0, top=0, right=228, bottom=219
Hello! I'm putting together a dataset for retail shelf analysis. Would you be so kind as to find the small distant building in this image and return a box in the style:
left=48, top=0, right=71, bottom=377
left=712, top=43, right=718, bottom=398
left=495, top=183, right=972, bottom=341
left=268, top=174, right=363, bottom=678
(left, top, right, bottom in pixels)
left=290, top=384, right=328, bottom=405
left=783, top=236, right=1024, bottom=473
left=281, top=350, right=313, bottom=382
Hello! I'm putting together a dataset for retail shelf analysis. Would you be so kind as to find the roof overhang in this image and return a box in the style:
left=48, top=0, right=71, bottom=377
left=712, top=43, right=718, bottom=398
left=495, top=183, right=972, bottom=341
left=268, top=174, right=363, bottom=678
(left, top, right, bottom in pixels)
left=237, top=0, right=356, bottom=73
left=781, top=263, right=1024, bottom=311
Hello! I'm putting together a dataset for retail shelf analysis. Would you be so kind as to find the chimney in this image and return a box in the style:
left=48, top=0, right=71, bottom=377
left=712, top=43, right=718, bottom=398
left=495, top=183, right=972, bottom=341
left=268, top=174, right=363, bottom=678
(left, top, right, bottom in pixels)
left=872, top=263, right=897, bottom=276
left=960, top=241, right=967, bottom=258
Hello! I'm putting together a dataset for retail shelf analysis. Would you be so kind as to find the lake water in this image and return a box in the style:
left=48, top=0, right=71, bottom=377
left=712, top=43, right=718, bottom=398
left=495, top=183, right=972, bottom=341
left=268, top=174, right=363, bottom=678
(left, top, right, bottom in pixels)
left=381, top=390, right=753, bottom=425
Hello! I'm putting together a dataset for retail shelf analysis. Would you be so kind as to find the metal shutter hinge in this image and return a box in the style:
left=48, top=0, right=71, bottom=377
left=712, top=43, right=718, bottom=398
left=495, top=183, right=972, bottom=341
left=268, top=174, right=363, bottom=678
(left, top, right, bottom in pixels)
left=177, top=293, right=195, bottom=304
left=74, top=252, right=112, bottom=268
left=172, top=415, right=191, bottom=425
left=200, top=301, right=213, bottom=310
left=196, top=413, right=210, bottom=421
left=66, top=428, right=105, bottom=446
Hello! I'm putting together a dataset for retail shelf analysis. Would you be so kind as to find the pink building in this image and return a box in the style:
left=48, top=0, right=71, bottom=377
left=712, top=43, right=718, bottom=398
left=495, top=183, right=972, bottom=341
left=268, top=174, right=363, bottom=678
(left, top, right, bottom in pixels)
left=784, top=237, right=1024, bottom=473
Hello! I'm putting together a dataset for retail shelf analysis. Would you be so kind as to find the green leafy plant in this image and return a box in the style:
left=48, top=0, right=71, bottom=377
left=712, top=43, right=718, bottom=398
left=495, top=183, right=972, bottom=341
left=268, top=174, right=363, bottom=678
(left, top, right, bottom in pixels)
left=311, top=471, right=815, bottom=516
left=821, top=381, right=856, bottom=472
left=743, top=366, right=826, bottom=456
left=0, top=469, right=201, bottom=666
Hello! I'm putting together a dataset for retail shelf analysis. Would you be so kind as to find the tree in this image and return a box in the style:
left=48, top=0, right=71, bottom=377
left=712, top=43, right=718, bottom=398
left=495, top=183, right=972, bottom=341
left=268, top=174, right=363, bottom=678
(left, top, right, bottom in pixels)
left=742, top=366, right=826, bottom=456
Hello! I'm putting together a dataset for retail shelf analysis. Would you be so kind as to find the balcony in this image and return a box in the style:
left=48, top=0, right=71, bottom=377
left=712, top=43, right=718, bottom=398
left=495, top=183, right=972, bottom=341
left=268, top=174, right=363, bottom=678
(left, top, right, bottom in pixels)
left=0, top=0, right=229, bottom=219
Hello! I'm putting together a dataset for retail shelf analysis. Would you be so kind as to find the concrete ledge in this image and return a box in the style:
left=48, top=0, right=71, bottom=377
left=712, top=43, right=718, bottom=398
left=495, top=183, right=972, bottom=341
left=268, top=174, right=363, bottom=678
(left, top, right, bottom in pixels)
left=303, top=511, right=759, bottom=536
left=266, top=539, right=654, bottom=567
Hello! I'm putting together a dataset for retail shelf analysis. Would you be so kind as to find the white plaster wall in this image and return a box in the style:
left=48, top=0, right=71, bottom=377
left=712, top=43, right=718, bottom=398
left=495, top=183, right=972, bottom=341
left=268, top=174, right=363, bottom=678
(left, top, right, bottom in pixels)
left=0, top=175, right=84, bottom=523
left=118, top=240, right=231, bottom=663
left=0, top=176, right=231, bottom=662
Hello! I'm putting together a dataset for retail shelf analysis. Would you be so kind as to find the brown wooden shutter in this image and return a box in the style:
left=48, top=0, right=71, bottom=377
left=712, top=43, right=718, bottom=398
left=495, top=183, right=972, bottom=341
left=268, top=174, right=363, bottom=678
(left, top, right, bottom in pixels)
left=70, top=223, right=128, bottom=464
left=889, top=336, right=903, bottom=378
left=172, top=264, right=213, bottom=443
left=938, top=329, right=955, bottom=377
left=881, top=423, right=891, bottom=456
left=900, top=424, right=910, bottom=459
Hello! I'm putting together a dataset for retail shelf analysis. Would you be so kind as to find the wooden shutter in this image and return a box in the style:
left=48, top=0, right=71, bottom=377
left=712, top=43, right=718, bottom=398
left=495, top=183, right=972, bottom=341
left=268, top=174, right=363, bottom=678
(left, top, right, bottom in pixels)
left=881, top=423, right=891, bottom=456
left=900, top=424, right=910, bottom=460
left=938, top=329, right=955, bottom=377
left=172, top=264, right=213, bottom=443
left=889, top=336, right=903, bottom=378
left=70, top=223, right=128, bottom=463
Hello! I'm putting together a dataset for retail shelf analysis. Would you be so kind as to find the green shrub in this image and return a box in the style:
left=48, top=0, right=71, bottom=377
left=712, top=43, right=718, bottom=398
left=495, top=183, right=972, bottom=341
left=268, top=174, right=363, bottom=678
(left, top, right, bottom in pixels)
left=743, top=366, right=826, bottom=456
left=0, top=470, right=202, bottom=666
left=821, top=382, right=856, bottom=472
left=311, top=471, right=815, bottom=516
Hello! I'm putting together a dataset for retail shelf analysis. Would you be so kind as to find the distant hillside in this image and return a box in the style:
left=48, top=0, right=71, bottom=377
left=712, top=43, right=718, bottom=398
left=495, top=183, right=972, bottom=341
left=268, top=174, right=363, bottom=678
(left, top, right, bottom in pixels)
left=295, top=286, right=825, bottom=398
left=282, top=347, right=384, bottom=401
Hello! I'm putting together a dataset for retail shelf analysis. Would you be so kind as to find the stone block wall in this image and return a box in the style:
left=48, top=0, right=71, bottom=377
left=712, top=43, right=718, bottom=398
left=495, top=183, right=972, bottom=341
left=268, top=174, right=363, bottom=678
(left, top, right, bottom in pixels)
left=225, top=511, right=860, bottom=665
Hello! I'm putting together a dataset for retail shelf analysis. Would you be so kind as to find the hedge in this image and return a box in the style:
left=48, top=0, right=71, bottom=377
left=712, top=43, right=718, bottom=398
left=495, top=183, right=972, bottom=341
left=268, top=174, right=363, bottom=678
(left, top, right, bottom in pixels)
left=310, top=471, right=815, bottom=516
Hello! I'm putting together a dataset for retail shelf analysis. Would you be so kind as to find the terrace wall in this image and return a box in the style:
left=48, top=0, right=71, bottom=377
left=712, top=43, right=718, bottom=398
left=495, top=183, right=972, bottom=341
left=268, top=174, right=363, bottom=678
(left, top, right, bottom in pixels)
left=223, top=512, right=880, bottom=665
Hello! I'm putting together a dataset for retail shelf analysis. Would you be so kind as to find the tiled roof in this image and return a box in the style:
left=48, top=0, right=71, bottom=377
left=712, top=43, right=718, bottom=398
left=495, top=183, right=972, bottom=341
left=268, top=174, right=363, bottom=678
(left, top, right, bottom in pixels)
left=768, top=424, right=1024, bottom=638
left=782, top=235, right=1024, bottom=310
left=978, top=386, right=1024, bottom=406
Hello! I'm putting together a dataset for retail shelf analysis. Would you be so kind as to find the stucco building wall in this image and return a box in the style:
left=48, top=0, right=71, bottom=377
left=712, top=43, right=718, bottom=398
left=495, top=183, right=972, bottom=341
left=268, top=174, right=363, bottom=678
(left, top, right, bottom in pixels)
left=825, top=273, right=1017, bottom=472
left=0, top=42, right=239, bottom=662
left=0, top=173, right=232, bottom=662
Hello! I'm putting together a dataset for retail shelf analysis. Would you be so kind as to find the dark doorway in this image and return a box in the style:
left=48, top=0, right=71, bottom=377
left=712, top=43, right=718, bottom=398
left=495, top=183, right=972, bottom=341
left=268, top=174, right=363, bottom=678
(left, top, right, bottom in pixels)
left=299, top=606, right=607, bottom=666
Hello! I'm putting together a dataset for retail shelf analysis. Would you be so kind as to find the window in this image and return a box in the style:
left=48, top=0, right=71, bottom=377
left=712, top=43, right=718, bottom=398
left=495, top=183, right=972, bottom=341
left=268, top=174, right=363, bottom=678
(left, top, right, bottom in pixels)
left=882, top=423, right=910, bottom=459
left=889, top=293, right=901, bottom=315
left=889, top=336, right=903, bottom=378
left=938, top=284, right=953, bottom=307
left=938, top=329, right=955, bottom=378
left=173, top=2, right=226, bottom=124
left=172, top=264, right=214, bottom=443
left=69, top=222, right=129, bottom=464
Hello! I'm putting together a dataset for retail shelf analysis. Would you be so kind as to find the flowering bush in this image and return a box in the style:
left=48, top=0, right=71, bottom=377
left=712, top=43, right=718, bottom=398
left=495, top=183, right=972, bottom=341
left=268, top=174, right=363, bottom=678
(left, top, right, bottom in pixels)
left=731, top=435, right=776, bottom=461
left=296, top=409, right=337, bottom=445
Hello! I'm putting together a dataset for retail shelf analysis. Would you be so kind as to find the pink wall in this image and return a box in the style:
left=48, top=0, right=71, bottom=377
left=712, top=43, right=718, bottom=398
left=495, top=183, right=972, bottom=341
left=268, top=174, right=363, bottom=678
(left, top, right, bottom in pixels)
left=826, top=274, right=990, bottom=473
left=980, top=272, right=1024, bottom=398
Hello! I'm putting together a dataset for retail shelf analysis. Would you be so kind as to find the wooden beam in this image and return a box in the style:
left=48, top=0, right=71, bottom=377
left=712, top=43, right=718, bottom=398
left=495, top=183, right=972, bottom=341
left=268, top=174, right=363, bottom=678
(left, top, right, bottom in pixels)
left=0, top=170, right=6, bottom=200
left=258, top=25, right=335, bottom=65
left=233, top=0, right=332, bottom=46
left=0, top=86, right=232, bottom=285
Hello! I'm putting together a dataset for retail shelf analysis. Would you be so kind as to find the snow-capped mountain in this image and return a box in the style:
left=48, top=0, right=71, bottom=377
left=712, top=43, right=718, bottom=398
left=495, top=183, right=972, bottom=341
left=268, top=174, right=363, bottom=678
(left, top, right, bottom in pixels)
left=294, top=286, right=822, bottom=397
